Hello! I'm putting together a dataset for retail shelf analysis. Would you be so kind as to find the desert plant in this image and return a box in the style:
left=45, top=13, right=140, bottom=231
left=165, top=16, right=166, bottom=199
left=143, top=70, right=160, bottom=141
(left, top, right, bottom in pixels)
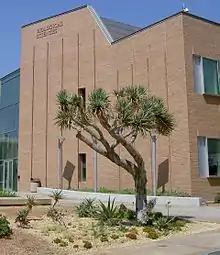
left=125, top=232, right=137, bottom=240
left=91, top=221, right=107, bottom=239
left=55, top=86, right=175, bottom=217
left=53, top=237, right=62, bottom=244
left=0, top=215, right=12, bottom=238
left=15, top=208, right=30, bottom=228
left=59, top=240, right=68, bottom=247
left=96, top=197, right=121, bottom=226
left=83, top=240, right=93, bottom=249
left=76, top=198, right=97, bottom=218
left=111, top=234, right=119, bottom=240
left=153, top=216, right=175, bottom=231
left=25, top=195, right=36, bottom=212
left=73, top=244, right=79, bottom=249
left=130, top=227, right=138, bottom=235
left=214, top=192, right=220, bottom=203
left=100, top=236, right=108, bottom=242
left=118, top=204, right=135, bottom=220
left=51, top=190, right=63, bottom=208
left=147, top=230, right=160, bottom=239
left=47, top=207, right=66, bottom=227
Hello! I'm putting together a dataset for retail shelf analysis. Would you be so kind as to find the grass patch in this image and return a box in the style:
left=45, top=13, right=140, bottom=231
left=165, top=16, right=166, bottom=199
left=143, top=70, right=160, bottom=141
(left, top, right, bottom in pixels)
left=0, top=190, right=17, bottom=197
left=75, top=187, right=190, bottom=197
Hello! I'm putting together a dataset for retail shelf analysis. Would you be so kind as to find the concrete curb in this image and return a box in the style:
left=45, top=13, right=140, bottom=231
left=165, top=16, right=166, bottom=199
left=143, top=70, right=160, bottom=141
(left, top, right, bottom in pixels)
left=37, top=187, right=202, bottom=207
left=0, top=197, right=52, bottom=206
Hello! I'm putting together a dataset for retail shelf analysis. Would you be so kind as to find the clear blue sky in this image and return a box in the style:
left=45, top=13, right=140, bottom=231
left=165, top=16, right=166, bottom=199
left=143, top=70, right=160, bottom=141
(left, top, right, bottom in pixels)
left=0, top=0, right=219, bottom=77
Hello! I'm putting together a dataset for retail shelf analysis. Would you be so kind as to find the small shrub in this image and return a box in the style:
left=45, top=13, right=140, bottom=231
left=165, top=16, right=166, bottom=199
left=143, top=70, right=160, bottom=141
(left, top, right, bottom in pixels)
left=125, top=233, right=137, bottom=240
left=154, top=212, right=163, bottom=219
left=100, top=236, right=108, bottom=242
left=59, top=240, right=68, bottom=247
left=47, top=207, right=66, bottom=227
left=0, top=215, right=12, bottom=238
left=62, top=231, right=74, bottom=241
left=214, top=192, right=220, bottom=203
left=169, top=219, right=186, bottom=231
left=118, top=204, right=135, bottom=220
left=143, top=226, right=155, bottom=233
left=15, top=208, right=29, bottom=228
left=148, top=231, right=160, bottom=240
left=53, top=237, right=62, bottom=244
left=73, top=244, right=79, bottom=249
left=111, top=234, right=119, bottom=240
left=83, top=240, right=93, bottom=249
left=91, top=221, right=107, bottom=239
left=118, top=225, right=129, bottom=233
left=130, top=227, right=138, bottom=235
left=76, top=198, right=97, bottom=218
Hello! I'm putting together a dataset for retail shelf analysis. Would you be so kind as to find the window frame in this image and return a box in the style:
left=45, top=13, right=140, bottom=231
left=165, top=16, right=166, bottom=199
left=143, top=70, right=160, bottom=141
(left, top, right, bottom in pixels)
left=193, top=55, right=220, bottom=96
left=79, top=153, right=86, bottom=182
left=198, top=136, right=220, bottom=178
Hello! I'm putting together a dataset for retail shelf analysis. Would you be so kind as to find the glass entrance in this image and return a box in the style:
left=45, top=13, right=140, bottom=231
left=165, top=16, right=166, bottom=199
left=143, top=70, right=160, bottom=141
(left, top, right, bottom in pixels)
left=0, top=159, right=16, bottom=191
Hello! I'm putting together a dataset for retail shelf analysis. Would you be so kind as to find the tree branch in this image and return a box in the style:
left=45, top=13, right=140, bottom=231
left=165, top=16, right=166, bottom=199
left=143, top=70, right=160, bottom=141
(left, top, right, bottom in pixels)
left=76, top=132, right=107, bottom=157
left=97, top=112, right=145, bottom=168
left=76, top=131, right=135, bottom=177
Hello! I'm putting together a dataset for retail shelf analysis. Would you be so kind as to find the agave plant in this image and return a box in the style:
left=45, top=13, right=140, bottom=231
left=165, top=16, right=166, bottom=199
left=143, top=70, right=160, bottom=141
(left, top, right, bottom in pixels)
left=51, top=190, right=63, bottom=208
left=95, top=196, right=121, bottom=226
left=15, top=208, right=30, bottom=228
left=76, top=198, right=97, bottom=218
left=25, top=195, right=36, bottom=212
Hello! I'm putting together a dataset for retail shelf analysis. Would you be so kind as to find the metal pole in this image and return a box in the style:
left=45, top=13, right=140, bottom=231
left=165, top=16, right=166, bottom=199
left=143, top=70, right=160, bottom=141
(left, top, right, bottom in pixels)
left=152, top=135, right=157, bottom=196
left=58, top=138, right=61, bottom=189
left=93, top=137, right=98, bottom=192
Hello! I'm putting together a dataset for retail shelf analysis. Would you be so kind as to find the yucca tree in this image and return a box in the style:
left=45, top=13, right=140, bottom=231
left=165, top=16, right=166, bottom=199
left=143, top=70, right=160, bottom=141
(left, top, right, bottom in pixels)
left=55, top=85, right=175, bottom=219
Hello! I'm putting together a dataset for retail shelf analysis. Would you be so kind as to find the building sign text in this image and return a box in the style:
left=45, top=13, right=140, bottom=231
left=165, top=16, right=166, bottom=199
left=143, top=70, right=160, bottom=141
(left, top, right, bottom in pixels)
left=36, top=21, right=63, bottom=39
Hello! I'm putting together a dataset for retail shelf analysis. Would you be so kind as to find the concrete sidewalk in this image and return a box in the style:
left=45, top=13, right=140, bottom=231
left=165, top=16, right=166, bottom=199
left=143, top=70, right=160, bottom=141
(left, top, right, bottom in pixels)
left=90, top=229, right=220, bottom=255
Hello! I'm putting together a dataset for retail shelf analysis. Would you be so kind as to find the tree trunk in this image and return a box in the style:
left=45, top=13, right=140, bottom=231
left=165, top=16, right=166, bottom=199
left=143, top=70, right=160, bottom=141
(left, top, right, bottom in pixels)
left=135, top=170, right=147, bottom=221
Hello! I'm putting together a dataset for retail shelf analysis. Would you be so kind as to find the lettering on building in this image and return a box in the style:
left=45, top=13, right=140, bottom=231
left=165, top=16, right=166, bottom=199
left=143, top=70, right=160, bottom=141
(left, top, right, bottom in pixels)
left=36, top=21, right=63, bottom=39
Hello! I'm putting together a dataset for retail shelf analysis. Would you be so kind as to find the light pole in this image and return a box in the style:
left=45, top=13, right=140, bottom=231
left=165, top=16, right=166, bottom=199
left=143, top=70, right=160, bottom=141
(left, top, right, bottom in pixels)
left=92, top=137, right=98, bottom=192
left=151, top=135, right=157, bottom=196
left=57, top=136, right=65, bottom=189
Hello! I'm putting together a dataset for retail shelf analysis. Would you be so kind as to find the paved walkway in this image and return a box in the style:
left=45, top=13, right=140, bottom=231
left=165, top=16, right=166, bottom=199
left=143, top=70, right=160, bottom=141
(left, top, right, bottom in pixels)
left=90, top=229, right=220, bottom=255
left=154, top=205, right=220, bottom=223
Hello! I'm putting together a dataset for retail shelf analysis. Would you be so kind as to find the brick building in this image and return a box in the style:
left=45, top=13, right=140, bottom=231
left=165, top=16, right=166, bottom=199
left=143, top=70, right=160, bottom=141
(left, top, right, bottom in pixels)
left=1, top=5, right=220, bottom=200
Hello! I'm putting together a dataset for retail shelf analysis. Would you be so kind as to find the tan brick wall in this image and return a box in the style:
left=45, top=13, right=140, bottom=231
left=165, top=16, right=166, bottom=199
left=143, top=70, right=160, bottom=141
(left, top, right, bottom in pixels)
left=183, top=15, right=220, bottom=200
left=19, top=8, right=196, bottom=196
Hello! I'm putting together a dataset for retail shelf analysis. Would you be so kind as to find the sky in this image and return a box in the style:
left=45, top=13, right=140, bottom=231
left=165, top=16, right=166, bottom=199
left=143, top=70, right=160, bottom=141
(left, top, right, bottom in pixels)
left=0, top=0, right=219, bottom=77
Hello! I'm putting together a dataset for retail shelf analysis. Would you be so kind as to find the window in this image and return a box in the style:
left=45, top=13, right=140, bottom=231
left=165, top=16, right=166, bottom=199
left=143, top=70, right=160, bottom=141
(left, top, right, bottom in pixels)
left=198, top=137, right=220, bottom=177
left=193, top=55, right=220, bottom=95
left=78, top=88, right=86, bottom=108
left=79, top=153, right=86, bottom=182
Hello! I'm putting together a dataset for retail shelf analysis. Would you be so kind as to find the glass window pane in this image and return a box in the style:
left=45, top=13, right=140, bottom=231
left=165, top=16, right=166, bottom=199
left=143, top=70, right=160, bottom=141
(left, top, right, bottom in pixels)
left=79, top=154, right=86, bottom=182
left=203, top=58, right=219, bottom=95
left=208, top=139, right=220, bottom=176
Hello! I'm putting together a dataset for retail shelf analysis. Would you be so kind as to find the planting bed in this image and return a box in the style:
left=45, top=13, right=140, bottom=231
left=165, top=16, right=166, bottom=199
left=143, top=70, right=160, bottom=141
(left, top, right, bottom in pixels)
left=1, top=205, right=220, bottom=254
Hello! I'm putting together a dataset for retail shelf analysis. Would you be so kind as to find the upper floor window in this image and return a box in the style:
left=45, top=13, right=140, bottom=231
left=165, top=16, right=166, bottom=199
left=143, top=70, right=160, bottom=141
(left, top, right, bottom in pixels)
left=78, top=88, right=86, bottom=108
left=198, top=137, right=220, bottom=178
left=193, top=55, right=220, bottom=96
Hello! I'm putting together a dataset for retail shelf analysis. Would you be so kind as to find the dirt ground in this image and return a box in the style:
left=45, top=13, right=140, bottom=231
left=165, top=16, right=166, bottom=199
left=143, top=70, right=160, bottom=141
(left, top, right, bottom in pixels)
left=1, top=206, right=220, bottom=255
left=0, top=206, right=64, bottom=255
